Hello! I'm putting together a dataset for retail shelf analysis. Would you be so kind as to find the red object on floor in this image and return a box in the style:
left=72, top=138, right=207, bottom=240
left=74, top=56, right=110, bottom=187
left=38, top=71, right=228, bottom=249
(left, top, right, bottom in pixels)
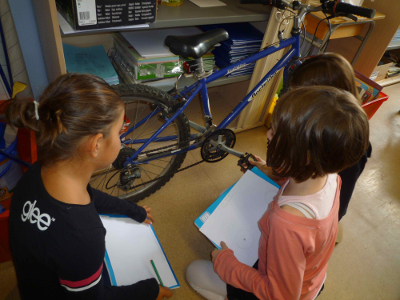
left=0, top=99, right=37, bottom=263
left=361, top=91, right=389, bottom=120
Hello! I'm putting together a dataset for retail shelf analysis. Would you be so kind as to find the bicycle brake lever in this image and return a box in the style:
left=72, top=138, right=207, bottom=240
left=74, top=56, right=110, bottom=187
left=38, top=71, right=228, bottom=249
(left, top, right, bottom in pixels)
left=237, top=153, right=256, bottom=171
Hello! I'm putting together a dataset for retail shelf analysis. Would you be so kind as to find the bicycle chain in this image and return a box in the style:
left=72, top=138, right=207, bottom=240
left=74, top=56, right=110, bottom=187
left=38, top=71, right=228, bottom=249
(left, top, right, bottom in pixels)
left=122, top=138, right=205, bottom=189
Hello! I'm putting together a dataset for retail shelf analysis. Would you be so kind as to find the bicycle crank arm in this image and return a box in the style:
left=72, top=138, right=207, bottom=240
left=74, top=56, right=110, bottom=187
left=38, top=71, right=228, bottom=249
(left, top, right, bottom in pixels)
left=209, top=139, right=244, bottom=158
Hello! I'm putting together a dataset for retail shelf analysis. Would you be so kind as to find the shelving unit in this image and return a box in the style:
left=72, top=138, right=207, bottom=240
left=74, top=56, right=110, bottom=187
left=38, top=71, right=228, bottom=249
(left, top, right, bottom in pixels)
left=28, top=0, right=286, bottom=131
left=376, top=26, right=400, bottom=87
left=60, top=1, right=271, bottom=36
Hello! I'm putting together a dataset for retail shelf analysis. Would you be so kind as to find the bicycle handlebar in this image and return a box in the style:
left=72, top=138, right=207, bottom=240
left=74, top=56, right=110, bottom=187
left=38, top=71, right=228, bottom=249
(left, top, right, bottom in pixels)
left=240, top=0, right=376, bottom=19
left=325, top=1, right=375, bottom=19
left=239, top=0, right=290, bottom=10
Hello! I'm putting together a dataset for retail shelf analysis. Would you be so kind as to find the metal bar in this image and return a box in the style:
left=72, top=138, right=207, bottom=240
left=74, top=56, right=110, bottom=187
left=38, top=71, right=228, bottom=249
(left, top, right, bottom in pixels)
left=0, top=149, right=31, bottom=168
left=120, top=107, right=161, bottom=140
left=217, top=48, right=296, bottom=129
left=125, top=83, right=203, bottom=165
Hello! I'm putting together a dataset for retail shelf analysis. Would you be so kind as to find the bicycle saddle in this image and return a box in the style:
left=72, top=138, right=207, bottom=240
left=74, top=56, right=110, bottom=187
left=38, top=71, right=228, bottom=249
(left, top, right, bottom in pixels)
left=165, top=29, right=229, bottom=59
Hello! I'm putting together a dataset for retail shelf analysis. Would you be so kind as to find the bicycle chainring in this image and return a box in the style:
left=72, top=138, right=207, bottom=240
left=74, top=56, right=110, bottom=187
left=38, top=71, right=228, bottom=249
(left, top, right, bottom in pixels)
left=201, top=129, right=236, bottom=163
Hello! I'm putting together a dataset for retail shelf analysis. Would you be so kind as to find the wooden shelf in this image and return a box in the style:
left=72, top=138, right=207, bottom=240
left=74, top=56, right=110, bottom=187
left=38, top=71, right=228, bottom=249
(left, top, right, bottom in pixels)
left=387, top=40, right=400, bottom=51
left=59, top=0, right=271, bottom=36
left=377, top=75, right=400, bottom=87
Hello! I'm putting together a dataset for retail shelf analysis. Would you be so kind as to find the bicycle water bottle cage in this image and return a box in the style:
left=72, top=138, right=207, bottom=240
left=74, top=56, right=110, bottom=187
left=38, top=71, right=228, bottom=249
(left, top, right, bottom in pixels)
left=165, top=29, right=229, bottom=59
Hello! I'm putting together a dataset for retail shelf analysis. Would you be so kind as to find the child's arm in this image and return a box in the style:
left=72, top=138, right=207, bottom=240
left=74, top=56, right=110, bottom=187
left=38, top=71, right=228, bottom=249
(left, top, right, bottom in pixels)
left=57, top=229, right=160, bottom=300
left=212, top=217, right=306, bottom=299
left=249, top=155, right=287, bottom=186
left=90, top=187, right=150, bottom=223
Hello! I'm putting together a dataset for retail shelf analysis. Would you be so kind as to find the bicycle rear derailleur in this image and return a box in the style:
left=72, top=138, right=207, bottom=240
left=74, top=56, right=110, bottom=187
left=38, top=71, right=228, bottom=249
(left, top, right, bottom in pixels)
left=117, top=166, right=141, bottom=191
left=112, top=147, right=142, bottom=191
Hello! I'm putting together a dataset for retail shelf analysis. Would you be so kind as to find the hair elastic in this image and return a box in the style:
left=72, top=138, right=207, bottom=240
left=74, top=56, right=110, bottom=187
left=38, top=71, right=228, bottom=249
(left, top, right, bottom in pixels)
left=33, top=100, right=39, bottom=120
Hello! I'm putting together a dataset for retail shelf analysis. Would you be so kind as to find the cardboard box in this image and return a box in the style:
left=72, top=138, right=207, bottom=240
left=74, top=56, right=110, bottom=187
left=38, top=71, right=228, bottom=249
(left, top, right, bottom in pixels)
left=56, top=0, right=156, bottom=31
left=370, top=62, right=393, bottom=82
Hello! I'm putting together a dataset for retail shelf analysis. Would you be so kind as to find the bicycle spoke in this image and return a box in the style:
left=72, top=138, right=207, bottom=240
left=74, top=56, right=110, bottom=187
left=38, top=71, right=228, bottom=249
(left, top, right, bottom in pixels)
left=142, top=168, right=153, bottom=180
left=131, top=109, right=159, bottom=141
left=148, top=162, right=168, bottom=168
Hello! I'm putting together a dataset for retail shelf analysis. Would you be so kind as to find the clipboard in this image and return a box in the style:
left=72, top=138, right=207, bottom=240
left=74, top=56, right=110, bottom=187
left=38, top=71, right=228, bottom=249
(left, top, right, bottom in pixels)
left=195, top=168, right=280, bottom=266
left=100, top=214, right=180, bottom=289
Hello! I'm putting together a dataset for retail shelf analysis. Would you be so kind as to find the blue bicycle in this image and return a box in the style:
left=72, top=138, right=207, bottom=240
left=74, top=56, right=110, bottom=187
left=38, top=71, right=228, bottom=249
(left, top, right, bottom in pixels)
left=90, top=0, right=375, bottom=202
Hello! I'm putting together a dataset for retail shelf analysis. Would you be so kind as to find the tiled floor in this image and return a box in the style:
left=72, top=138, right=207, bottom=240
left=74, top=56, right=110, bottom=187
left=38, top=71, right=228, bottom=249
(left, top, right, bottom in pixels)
left=0, top=84, right=399, bottom=300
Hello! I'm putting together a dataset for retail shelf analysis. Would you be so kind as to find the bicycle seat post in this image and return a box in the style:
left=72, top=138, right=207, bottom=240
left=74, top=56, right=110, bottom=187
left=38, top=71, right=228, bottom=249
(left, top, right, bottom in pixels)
left=194, top=57, right=206, bottom=79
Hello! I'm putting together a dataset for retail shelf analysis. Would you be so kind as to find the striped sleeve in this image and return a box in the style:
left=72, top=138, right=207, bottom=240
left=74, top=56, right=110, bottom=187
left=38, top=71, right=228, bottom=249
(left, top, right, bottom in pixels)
left=60, top=264, right=103, bottom=292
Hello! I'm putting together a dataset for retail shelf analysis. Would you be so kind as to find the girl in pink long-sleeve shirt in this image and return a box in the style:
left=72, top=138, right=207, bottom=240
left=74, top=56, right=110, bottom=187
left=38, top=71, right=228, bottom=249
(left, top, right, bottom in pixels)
left=186, top=86, right=369, bottom=300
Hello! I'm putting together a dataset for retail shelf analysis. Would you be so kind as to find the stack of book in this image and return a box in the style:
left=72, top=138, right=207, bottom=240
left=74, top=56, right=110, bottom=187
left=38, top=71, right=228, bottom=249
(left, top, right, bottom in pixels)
left=63, top=44, right=119, bottom=85
left=112, top=27, right=205, bottom=87
left=200, top=23, right=264, bottom=77
left=113, top=33, right=182, bottom=84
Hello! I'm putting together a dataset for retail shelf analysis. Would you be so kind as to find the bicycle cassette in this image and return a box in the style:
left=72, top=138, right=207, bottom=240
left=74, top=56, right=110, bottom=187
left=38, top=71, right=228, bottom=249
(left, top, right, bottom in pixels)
left=201, top=129, right=236, bottom=163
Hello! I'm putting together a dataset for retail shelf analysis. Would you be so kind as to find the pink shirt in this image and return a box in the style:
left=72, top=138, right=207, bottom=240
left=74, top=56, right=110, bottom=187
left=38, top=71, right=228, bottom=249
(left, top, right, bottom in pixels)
left=278, top=174, right=337, bottom=219
left=214, top=175, right=341, bottom=300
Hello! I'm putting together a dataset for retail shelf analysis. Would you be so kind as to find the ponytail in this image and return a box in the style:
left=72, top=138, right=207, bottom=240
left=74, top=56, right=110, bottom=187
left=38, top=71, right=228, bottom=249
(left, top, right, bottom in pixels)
left=5, top=98, right=39, bottom=132
left=5, top=73, right=124, bottom=166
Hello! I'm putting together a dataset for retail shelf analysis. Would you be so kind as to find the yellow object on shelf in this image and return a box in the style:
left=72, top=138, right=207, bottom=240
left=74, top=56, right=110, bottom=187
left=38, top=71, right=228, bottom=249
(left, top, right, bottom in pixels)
left=161, top=0, right=183, bottom=6
left=265, top=95, right=278, bottom=128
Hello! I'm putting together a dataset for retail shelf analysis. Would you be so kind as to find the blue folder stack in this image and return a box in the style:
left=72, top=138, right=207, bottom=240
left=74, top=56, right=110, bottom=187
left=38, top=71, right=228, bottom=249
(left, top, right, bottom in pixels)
left=200, top=23, right=264, bottom=77
left=63, top=43, right=119, bottom=85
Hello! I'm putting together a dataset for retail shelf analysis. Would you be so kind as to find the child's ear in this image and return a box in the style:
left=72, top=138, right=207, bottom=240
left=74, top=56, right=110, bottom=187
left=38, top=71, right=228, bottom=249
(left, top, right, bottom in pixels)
left=89, top=133, right=104, bottom=158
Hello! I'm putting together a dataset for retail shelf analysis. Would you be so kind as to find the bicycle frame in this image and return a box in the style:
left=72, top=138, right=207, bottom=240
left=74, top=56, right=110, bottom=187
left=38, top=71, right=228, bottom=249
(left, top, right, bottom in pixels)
left=122, top=33, right=301, bottom=167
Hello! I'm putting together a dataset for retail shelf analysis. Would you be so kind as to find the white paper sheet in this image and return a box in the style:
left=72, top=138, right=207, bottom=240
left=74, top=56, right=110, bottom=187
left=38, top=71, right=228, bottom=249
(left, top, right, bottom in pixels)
left=199, top=170, right=279, bottom=266
left=100, top=215, right=179, bottom=289
left=121, top=27, right=202, bottom=58
left=189, top=0, right=227, bottom=7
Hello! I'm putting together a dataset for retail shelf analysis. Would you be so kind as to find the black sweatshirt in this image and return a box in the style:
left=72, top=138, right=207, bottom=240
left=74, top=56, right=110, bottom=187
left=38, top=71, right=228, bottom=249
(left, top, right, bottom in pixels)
left=9, top=163, right=159, bottom=300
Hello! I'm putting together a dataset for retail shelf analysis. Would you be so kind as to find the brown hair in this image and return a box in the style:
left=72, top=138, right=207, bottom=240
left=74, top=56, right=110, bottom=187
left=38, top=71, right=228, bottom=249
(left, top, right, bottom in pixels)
left=290, top=53, right=359, bottom=102
left=6, top=73, right=124, bottom=166
left=267, top=86, right=369, bottom=183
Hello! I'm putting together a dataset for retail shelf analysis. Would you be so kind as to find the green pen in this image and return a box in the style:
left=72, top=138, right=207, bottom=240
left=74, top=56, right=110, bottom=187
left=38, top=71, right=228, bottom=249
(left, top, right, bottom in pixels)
left=150, top=260, right=164, bottom=287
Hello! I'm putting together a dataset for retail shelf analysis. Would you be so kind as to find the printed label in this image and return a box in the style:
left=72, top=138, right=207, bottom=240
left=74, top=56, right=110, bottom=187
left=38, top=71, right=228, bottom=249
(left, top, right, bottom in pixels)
left=21, top=200, right=54, bottom=231
left=76, top=0, right=97, bottom=26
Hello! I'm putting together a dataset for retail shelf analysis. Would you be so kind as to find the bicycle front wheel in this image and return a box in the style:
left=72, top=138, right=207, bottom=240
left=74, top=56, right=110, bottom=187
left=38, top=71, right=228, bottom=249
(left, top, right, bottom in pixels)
left=90, top=84, right=191, bottom=202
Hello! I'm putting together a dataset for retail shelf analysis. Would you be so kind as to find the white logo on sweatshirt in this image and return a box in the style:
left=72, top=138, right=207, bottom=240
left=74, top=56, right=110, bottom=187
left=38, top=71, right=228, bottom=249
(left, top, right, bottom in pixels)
left=21, top=200, right=53, bottom=231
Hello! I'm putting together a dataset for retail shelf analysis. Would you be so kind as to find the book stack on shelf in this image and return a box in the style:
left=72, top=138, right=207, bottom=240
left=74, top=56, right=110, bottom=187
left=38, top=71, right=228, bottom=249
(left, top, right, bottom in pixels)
left=63, top=43, right=119, bottom=85
left=111, top=27, right=204, bottom=88
left=200, top=23, right=264, bottom=77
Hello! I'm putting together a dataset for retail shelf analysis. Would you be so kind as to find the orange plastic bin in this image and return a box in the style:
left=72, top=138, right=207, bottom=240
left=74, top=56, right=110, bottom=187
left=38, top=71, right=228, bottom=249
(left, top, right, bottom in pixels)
left=362, top=91, right=389, bottom=120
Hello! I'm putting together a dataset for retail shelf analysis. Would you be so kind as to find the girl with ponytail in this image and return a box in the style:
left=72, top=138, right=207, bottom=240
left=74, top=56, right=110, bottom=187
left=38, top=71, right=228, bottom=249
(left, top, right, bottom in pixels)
left=7, top=73, right=172, bottom=300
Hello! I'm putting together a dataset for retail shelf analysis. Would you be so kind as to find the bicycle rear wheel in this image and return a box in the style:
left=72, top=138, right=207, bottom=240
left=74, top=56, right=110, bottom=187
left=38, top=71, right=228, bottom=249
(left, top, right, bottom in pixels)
left=90, top=84, right=191, bottom=202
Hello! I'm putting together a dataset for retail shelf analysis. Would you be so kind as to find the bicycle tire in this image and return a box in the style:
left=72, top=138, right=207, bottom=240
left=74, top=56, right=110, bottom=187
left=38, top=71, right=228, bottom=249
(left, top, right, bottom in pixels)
left=90, top=84, right=191, bottom=202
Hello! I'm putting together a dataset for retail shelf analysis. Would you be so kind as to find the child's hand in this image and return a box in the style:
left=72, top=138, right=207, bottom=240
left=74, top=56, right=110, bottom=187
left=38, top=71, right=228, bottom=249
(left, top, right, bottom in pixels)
left=156, top=285, right=173, bottom=300
left=211, top=241, right=229, bottom=263
left=142, top=205, right=154, bottom=225
left=241, top=154, right=265, bottom=173
left=250, top=155, right=267, bottom=169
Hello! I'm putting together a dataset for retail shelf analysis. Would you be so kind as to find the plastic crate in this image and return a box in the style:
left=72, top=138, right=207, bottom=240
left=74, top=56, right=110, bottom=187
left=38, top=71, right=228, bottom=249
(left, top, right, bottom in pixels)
left=361, top=91, right=389, bottom=120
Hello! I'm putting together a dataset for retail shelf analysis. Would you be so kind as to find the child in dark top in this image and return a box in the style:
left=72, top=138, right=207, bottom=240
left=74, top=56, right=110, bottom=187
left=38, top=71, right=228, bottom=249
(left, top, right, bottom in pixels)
left=7, top=73, right=173, bottom=300
left=251, top=53, right=372, bottom=220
